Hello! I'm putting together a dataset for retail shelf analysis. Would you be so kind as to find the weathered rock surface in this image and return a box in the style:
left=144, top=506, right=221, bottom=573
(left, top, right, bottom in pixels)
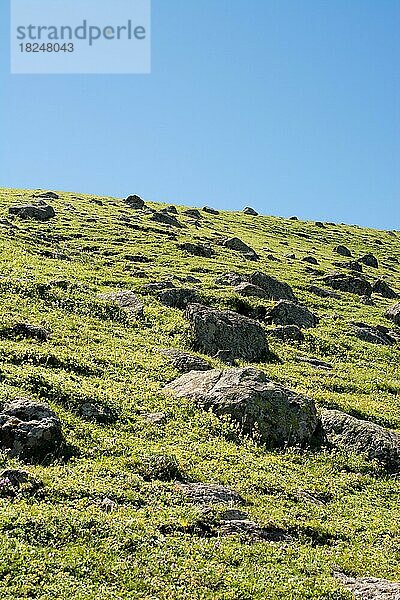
left=243, top=207, right=258, bottom=216
left=124, top=195, right=144, bottom=209
left=320, top=409, right=400, bottom=471
left=141, top=281, right=176, bottom=294
left=308, top=285, right=340, bottom=299
left=333, top=260, right=363, bottom=273
left=179, top=242, right=214, bottom=258
left=176, top=482, right=245, bottom=505
left=234, top=282, right=268, bottom=299
left=9, top=204, right=56, bottom=221
left=372, top=280, right=398, bottom=299
left=185, top=304, right=271, bottom=361
left=266, top=325, right=305, bottom=342
left=249, top=271, right=297, bottom=301
left=222, top=238, right=259, bottom=261
left=79, top=402, right=116, bottom=424
left=184, top=209, right=202, bottom=219
left=385, top=302, right=400, bottom=326
left=158, top=288, right=201, bottom=309
left=165, top=367, right=319, bottom=448
left=150, top=212, right=183, bottom=228
left=302, top=256, right=318, bottom=265
left=98, top=290, right=144, bottom=317
left=202, top=206, right=219, bottom=215
left=335, top=572, right=400, bottom=599
left=333, top=245, right=352, bottom=257
left=265, top=300, right=318, bottom=329
left=161, top=348, right=211, bottom=372
left=10, top=322, right=51, bottom=341
left=0, top=399, right=63, bottom=462
left=358, top=253, right=379, bottom=268
left=351, top=322, right=396, bottom=346
left=214, top=272, right=247, bottom=286
left=322, top=273, right=372, bottom=296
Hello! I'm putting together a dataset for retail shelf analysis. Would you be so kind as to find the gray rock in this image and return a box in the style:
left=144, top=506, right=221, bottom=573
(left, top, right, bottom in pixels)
left=351, top=322, right=396, bottom=346
left=243, top=207, right=258, bottom=216
left=185, top=304, right=271, bottom=361
left=0, top=399, right=63, bottom=462
left=385, top=302, right=400, bottom=326
left=267, top=325, right=304, bottom=342
left=249, top=271, right=297, bottom=301
left=214, top=272, right=247, bottom=286
left=179, top=242, right=214, bottom=258
left=34, top=191, right=59, bottom=200
left=333, top=245, right=352, bottom=257
left=234, top=282, right=268, bottom=299
left=321, top=273, right=372, bottom=296
left=10, top=322, right=50, bottom=341
left=372, top=280, right=398, bottom=299
left=161, top=348, right=211, bottom=372
left=184, top=209, right=202, bottom=219
left=302, top=256, right=318, bottom=265
left=9, top=204, right=56, bottom=221
left=335, top=572, right=400, bottom=599
left=320, top=409, right=400, bottom=471
left=158, top=288, right=201, bottom=309
left=358, top=253, right=379, bottom=268
left=175, top=482, right=245, bottom=505
left=308, top=286, right=340, bottom=299
left=98, top=290, right=144, bottom=318
left=124, top=195, right=144, bottom=209
left=79, top=402, right=116, bottom=424
left=202, top=206, right=219, bottom=215
left=150, top=212, right=183, bottom=228
left=165, top=205, right=178, bottom=214
left=141, top=281, right=175, bottom=294
left=315, top=221, right=325, bottom=228
left=265, top=300, right=318, bottom=329
left=223, top=238, right=259, bottom=260
left=219, top=515, right=291, bottom=542
left=165, top=367, right=319, bottom=448
left=333, top=260, right=363, bottom=273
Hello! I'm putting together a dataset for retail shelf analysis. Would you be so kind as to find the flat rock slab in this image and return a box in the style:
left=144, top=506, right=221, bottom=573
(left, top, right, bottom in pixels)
left=335, top=573, right=400, bottom=599
left=320, top=409, right=400, bottom=472
left=175, top=482, right=245, bottom=505
left=98, top=291, right=144, bottom=318
left=0, top=399, right=63, bottom=462
left=150, top=212, right=183, bottom=228
left=165, top=367, right=319, bottom=448
left=185, top=303, right=271, bottom=362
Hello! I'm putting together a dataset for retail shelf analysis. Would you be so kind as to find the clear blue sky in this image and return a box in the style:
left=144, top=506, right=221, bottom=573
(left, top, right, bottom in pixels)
left=1, top=0, right=399, bottom=229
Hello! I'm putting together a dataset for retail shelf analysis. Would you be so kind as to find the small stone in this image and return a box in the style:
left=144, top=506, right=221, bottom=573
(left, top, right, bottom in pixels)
left=79, top=402, right=116, bottom=424
left=333, top=245, right=352, bottom=257
left=243, top=207, right=258, bottom=216
left=202, top=206, right=219, bottom=215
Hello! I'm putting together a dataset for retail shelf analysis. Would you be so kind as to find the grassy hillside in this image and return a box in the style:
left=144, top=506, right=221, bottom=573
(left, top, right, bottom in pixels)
left=0, top=187, right=399, bottom=599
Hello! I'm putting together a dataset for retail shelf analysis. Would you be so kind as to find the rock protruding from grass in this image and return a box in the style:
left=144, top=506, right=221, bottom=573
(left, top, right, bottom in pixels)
left=243, top=207, right=258, bottom=216
left=265, top=300, right=318, bottom=329
left=385, top=302, right=400, bottom=326
left=320, top=409, right=400, bottom=472
left=267, top=325, right=305, bottom=342
left=150, top=212, right=183, bottom=228
left=165, top=367, right=319, bottom=447
left=98, top=290, right=144, bottom=318
left=249, top=271, right=297, bottom=301
left=0, top=398, right=64, bottom=462
left=0, top=469, right=42, bottom=497
left=8, top=322, right=51, bottom=341
left=335, top=572, right=400, bottom=599
left=175, top=482, right=245, bottom=505
left=234, top=282, right=268, bottom=299
left=161, top=348, right=211, bottom=372
left=179, top=242, right=215, bottom=258
left=372, top=279, right=398, bottom=299
left=333, top=245, right=352, bottom=257
left=79, top=402, right=116, bottom=424
left=124, top=195, right=145, bottom=209
left=351, top=322, right=397, bottom=346
left=357, top=253, right=379, bottom=268
left=322, top=273, right=372, bottom=296
left=9, top=203, right=56, bottom=221
left=222, top=237, right=259, bottom=261
left=157, top=288, right=201, bottom=309
left=202, top=206, right=219, bottom=215
left=185, top=304, right=271, bottom=361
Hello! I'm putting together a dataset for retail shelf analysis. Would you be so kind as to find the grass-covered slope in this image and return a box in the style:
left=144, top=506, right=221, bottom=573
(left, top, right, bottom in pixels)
left=0, top=188, right=399, bottom=599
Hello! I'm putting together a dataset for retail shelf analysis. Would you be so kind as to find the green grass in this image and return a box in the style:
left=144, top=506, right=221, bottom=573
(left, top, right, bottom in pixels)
left=0, top=187, right=399, bottom=599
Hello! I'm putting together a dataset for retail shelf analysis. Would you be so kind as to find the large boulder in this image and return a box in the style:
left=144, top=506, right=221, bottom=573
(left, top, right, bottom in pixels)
left=234, top=282, right=268, bottom=299
left=333, top=245, right=352, bottom=257
left=385, top=302, right=400, bottom=326
left=161, top=348, right=211, bottom=373
left=0, top=399, right=63, bottom=462
left=165, top=367, right=319, bottom=447
left=372, top=280, right=398, bottom=299
left=9, top=204, right=55, bottom=221
left=98, top=290, right=144, bottom=318
left=265, top=300, right=318, bottom=329
left=202, top=206, right=219, bottom=215
left=179, top=242, right=214, bottom=258
left=248, top=272, right=297, bottom=301
left=185, top=304, right=270, bottom=361
left=320, top=409, right=400, bottom=471
left=158, top=288, right=201, bottom=309
left=124, top=195, right=144, bottom=209
left=243, top=207, right=258, bottom=216
left=358, top=253, right=379, bottom=268
left=321, top=273, right=372, bottom=296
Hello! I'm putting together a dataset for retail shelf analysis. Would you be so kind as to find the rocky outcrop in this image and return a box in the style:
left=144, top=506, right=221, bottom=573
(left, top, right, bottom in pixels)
left=98, top=291, right=144, bottom=318
left=321, top=273, right=372, bottom=296
left=248, top=272, right=297, bottom=301
left=9, top=203, right=56, bottom=221
left=165, top=367, right=319, bottom=447
left=265, top=300, right=318, bottom=329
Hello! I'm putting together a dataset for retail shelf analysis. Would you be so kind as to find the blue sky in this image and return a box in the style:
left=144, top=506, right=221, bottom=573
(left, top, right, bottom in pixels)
left=1, top=0, right=399, bottom=229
